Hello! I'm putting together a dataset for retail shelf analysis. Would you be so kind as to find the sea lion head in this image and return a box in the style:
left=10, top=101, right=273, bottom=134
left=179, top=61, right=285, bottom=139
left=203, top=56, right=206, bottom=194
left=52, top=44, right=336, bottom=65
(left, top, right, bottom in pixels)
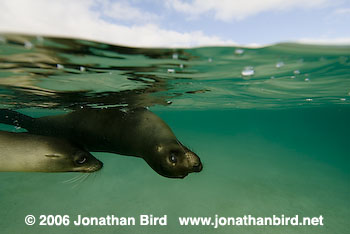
left=135, top=108, right=203, bottom=178
left=43, top=140, right=103, bottom=173
left=144, top=140, right=203, bottom=178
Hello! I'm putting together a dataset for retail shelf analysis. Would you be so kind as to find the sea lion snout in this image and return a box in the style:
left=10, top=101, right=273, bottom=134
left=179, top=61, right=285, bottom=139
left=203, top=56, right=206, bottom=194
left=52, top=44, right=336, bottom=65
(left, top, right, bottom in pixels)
left=86, top=160, right=103, bottom=172
left=185, top=151, right=203, bottom=173
left=192, top=162, right=203, bottom=172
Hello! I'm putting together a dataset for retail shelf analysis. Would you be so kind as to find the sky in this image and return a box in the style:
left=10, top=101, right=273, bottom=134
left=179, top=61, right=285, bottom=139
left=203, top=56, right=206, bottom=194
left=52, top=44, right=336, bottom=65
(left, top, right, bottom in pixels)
left=0, top=0, right=349, bottom=47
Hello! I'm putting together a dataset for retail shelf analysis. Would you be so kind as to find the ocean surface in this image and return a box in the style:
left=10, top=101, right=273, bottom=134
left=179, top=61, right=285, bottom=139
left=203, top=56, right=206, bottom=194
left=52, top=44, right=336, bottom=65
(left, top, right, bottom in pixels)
left=0, top=34, right=349, bottom=234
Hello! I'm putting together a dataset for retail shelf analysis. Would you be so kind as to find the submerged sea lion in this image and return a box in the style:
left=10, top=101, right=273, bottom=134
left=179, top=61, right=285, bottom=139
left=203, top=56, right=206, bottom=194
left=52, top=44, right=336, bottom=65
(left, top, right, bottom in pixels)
left=0, top=130, right=103, bottom=172
left=0, top=108, right=202, bottom=178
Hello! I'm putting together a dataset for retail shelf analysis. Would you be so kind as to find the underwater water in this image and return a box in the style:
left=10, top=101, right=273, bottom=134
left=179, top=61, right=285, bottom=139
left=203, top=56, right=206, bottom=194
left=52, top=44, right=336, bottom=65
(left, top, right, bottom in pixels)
left=0, top=34, right=349, bottom=234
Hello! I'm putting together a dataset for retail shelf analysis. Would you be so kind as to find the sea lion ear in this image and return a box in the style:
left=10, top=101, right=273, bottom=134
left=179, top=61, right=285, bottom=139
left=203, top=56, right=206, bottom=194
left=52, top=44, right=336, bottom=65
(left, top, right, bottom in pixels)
left=45, top=154, right=62, bottom=158
left=156, top=145, right=164, bottom=152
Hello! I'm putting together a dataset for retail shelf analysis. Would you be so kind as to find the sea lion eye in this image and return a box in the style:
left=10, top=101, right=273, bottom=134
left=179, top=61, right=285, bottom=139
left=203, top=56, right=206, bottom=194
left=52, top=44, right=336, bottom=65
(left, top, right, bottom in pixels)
left=76, top=156, right=87, bottom=164
left=169, top=153, right=177, bottom=164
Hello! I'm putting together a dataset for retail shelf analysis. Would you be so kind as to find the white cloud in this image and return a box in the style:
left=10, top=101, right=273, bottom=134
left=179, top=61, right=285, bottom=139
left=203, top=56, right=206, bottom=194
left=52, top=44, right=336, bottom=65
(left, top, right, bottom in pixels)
left=98, top=0, right=159, bottom=22
left=0, top=0, right=236, bottom=47
left=297, top=37, right=350, bottom=45
left=166, top=0, right=330, bottom=21
left=1, top=0, right=346, bottom=47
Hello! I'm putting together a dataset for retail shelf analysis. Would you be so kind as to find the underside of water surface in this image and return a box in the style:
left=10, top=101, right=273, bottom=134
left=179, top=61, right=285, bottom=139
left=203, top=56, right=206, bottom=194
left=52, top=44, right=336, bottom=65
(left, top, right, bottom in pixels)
left=0, top=34, right=349, bottom=234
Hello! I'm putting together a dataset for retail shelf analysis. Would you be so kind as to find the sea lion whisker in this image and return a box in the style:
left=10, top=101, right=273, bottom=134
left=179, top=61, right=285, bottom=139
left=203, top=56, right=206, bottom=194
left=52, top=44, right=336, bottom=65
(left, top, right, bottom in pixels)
left=91, top=171, right=97, bottom=184
left=71, top=173, right=89, bottom=189
left=62, top=173, right=86, bottom=183
left=93, top=168, right=103, bottom=183
left=94, top=169, right=103, bottom=183
left=62, top=174, right=82, bottom=184
left=81, top=173, right=91, bottom=183
left=65, top=173, right=86, bottom=184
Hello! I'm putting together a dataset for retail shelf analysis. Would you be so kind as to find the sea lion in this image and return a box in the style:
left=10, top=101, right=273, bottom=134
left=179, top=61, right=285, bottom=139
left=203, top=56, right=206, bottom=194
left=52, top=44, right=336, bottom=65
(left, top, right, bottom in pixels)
left=0, top=108, right=202, bottom=178
left=0, top=130, right=103, bottom=172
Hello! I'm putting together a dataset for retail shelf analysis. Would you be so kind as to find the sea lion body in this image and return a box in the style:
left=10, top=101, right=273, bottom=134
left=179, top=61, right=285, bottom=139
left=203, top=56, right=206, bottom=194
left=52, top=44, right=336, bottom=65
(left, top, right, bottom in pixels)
left=0, top=108, right=202, bottom=178
left=0, top=130, right=103, bottom=172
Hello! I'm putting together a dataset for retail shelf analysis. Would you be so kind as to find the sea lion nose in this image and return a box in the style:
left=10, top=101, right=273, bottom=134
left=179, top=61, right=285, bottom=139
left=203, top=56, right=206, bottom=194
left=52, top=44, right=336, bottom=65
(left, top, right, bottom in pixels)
left=186, top=151, right=203, bottom=172
left=90, top=159, right=103, bottom=172
left=192, top=161, right=203, bottom=172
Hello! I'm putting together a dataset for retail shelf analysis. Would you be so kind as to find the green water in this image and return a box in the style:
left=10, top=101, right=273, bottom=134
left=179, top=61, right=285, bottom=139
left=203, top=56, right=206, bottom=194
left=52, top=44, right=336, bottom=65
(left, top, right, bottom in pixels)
left=0, top=34, right=349, bottom=234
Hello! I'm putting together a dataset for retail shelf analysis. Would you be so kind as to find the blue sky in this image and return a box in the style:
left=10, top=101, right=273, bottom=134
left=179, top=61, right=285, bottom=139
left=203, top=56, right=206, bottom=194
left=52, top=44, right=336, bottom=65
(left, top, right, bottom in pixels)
left=0, top=0, right=349, bottom=47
